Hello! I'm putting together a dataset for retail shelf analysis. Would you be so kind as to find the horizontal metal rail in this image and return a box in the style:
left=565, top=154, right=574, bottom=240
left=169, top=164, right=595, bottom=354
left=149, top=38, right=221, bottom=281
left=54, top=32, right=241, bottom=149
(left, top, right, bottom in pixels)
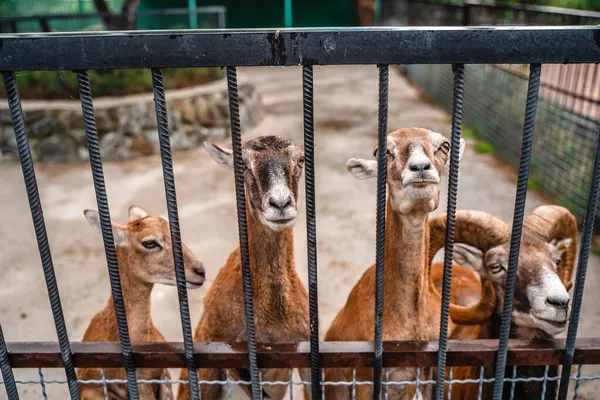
left=0, top=27, right=599, bottom=70
left=5, top=340, right=600, bottom=369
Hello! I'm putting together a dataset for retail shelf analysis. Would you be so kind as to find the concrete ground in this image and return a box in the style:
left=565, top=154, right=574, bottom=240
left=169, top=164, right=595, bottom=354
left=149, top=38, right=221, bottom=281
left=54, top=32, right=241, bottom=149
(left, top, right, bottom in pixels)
left=1, top=65, right=599, bottom=399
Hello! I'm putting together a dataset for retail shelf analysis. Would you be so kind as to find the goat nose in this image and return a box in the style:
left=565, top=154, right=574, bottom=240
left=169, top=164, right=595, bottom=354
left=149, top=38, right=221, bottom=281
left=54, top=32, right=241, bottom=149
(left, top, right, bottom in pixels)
left=409, top=161, right=432, bottom=172
left=546, top=296, right=569, bottom=309
left=193, top=265, right=206, bottom=279
left=269, top=195, right=292, bottom=211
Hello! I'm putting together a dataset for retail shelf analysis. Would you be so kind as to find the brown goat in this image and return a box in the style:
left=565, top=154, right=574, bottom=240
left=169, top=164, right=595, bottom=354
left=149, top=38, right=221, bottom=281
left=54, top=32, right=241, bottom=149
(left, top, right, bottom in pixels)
left=324, top=128, right=495, bottom=399
left=429, top=206, right=577, bottom=399
left=177, top=136, right=311, bottom=400
left=77, top=206, right=205, bottom=400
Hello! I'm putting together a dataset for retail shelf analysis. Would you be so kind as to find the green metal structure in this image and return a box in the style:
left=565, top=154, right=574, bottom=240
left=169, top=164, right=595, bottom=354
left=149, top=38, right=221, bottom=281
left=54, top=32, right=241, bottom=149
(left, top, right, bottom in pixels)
left=3, top=0, right=358, bottom=30
left=139, top=0, right=358, bottom=28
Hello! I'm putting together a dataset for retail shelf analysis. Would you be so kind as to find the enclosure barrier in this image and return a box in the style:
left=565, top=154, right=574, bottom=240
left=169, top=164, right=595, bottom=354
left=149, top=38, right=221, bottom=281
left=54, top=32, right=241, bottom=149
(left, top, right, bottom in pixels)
left=0, top=27, right=599, bottom=400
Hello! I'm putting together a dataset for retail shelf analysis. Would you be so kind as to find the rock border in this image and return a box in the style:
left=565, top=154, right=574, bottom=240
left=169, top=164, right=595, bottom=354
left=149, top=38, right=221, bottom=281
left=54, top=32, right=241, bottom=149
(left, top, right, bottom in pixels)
left=0, top=78, right=262, bottom=162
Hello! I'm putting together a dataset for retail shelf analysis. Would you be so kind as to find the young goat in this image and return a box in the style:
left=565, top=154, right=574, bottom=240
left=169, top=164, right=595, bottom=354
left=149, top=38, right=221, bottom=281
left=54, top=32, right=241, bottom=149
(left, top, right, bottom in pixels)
left=177, top=136, right=311, bottom=400
left=429, top=205, right=577, bottom=399
left=78, top=205, right=206, bottom=400
left=324, top=128, right=495, bottom=399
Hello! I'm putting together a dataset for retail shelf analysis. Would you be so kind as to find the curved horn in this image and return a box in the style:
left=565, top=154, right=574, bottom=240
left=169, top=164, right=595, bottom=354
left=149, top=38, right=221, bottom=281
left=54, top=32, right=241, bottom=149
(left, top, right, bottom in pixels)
left=523, top=205, right=578, bottom=291
left=429, top=210, right=510, bottom=324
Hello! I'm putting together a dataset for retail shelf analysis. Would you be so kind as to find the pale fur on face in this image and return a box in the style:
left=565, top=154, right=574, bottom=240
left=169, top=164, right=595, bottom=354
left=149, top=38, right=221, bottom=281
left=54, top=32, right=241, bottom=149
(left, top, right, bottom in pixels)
left=483, top=237, right=573, bottom=336
left=203, top=137, right=304, bottom=232
left=346, top=128, right=465, bottom=215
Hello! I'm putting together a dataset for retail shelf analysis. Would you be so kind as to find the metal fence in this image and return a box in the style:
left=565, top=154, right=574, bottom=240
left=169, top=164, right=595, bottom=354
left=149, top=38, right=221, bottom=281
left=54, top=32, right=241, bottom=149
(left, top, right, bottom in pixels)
left=381, top=0, right=600, bottom=229
left=0, top=26, right=599, bottom=400
left=0, top=7, right=227, bottom=33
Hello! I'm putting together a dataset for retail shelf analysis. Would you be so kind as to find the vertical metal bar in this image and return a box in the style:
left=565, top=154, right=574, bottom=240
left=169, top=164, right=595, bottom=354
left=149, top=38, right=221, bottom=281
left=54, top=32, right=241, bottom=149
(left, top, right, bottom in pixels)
left=302, top=64, right=321, bottom=400
left=288, top=369, right=294, bottom=400
left=384, top=368, right=389, bottom=400
left=492, top=63, right=541, bottom=400
left=0, top=324, right=18, bottom=400
left=226, top=66, right=260, bottom=400
left=100, top=369, right=109, bottom=400
left=218, top=9, right=226, bottom=28
left=447, top=367, right=453, bottom=400
left=38, top=369, right=47, bottom=400
left=415, top=367, right=420, bottom=397
left=284, top=0, right=293, bottom=27
left=151, top=68, right=200, bottom=400
left=76, top=70, right=139, bottom=399
left=2, top=71, right=79, bottom=400
left=188, top=0, right=198, bottom=29
left=509, top=366, right=516, bottom=400
left=541, top=365, right=549, bottom=399
left=321, top=369, right=325, bottom=400
left=477, top=367, right=484, bottom=400
left=587, top=65, right=599, bottom=117
left=352, top=368, right=357, bottom=400
left=373, top=64, right=389, bottom=400
left=259, top=370, right=264, bottom=400
left=226, top=369, right=232, bottom=400
left=558, top=123, right=600, bottom=400
left=435, top=63, right=465, bottom=400
left=164, top=369, right=170, bottom=400
left=573, top=365, right=582, bottom=400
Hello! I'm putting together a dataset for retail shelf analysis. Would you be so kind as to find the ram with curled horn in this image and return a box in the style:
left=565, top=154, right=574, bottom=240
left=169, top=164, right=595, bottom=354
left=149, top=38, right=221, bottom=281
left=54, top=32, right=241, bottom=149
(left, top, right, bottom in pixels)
left=429, top=205, right=578, bottom=399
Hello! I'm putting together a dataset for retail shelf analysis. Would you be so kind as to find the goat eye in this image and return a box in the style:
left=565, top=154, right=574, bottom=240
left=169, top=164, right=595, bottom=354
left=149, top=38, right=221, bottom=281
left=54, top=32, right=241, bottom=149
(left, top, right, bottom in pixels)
left=438, top=142, right=451, bottom=155
left=297, top=157, right=305, bottom=167
left=387, top=149, right=394, bottom=159
left=142, top=240, right=160, bottom=250
left=489, top=263, right=504, bottom=274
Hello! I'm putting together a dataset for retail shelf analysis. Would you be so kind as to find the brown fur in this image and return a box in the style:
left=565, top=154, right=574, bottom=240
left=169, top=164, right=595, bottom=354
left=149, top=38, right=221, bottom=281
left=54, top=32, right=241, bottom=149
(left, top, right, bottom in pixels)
left=324, top=128, right=479, bottom=399
left=178, top=136, right=311, bottom=400
left=428, top=207, right=577, bottom=399
left=78, top=207, right=204, bottom=400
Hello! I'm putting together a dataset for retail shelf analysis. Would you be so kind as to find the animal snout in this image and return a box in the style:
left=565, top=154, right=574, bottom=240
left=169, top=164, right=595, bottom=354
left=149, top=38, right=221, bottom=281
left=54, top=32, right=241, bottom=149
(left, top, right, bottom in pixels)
left=546, top=296, right=569, bottom=310
left=409, top=161, right=432, bottom=172
left=268, top=195, right=293, bottom=211
left=193, top=264, right=206, bottom=279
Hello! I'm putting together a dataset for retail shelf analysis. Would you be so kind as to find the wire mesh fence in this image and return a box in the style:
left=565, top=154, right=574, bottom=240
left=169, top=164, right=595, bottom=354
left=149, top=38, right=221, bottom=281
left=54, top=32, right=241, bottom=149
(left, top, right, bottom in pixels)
left=3, top=366, right=600, bottom=399
left=0, top=26, right=599, bottom=400
left=383, top=0, right=600, bottom=231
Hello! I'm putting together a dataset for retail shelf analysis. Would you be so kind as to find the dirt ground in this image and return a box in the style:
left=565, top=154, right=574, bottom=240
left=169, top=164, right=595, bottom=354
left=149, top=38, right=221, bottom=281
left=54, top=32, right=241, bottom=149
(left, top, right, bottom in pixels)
left=1, top=65, right=599, bottom=399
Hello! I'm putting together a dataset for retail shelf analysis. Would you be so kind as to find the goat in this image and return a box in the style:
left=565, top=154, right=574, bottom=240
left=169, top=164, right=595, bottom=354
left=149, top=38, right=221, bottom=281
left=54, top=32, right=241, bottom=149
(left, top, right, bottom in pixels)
left=78, top=205, right=206, bottom=400
left=324, top=128, right=495, bottom=399
left=429, top=205, right=577, bottom=399
left=177, top=136, right=311, bottom=400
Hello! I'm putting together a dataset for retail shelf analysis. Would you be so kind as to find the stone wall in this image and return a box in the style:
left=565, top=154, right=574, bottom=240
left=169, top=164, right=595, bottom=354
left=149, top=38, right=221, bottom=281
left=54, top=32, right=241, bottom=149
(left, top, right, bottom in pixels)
left=0, top=79, right=262, bottom=162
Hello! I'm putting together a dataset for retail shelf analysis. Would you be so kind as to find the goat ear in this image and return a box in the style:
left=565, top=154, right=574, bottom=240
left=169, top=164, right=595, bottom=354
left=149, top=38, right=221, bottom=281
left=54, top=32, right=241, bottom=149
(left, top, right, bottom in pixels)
left=84, top=209, right=126, bottom=246
left=443, top=138, right=467, bottom=176
left=346, top=158, right=377, bottom=180
left=204, top=141, right=234, bottom=170
left=128, top=205, right=148, bottom=222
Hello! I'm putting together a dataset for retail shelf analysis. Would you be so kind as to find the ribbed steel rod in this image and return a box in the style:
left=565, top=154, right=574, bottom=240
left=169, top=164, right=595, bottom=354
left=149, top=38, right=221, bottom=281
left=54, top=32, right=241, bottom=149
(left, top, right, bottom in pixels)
left=151, top=68, right=200, bottom=400
left=77, top=70, right=139, bottom=399
left=558, top=123, right=600, bottom=400
left=373, top=64, right=389, bottom=400
left=2, top=71, right=80, bottom=400
left=0, top=324, right=18, bottom=400
left=302, top=65, right=322, bottom=399
left=226, top=66, right=261, bottom=400
left=492, top=63, right=542, bottom=400
left=434, top=63, right=465, bottom=400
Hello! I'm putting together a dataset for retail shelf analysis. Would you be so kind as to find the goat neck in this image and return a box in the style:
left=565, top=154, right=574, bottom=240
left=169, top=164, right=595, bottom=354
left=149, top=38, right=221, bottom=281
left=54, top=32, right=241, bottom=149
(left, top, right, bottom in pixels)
left=104, top=248, right=155, bottom=339
left=383, top=197, right=430, bottom=328
left=246, top=202, right=297, bottom=314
